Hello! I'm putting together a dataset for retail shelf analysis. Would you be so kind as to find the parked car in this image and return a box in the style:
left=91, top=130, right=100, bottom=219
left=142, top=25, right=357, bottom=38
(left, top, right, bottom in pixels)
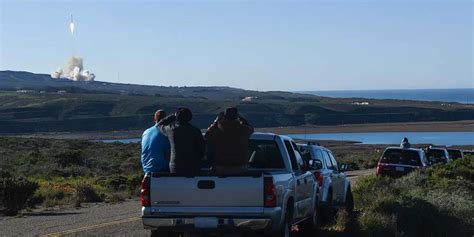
left=447, top=149, right=464, bottom=160
left=297, top=143, right=354, bottom=216
left=141, top=133, right=319, bottom=237
left=426, top=147, right=451, bottom=164
left=376, top=147, right=429, bottom=177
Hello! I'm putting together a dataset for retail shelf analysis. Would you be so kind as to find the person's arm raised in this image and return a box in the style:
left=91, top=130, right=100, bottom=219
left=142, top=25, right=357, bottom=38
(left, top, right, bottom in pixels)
left=157, top=114, right=176, bottom=127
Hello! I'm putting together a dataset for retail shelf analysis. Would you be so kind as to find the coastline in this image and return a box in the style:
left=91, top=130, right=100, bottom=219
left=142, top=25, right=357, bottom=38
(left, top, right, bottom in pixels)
left=4, top=120, right=474, bottom=140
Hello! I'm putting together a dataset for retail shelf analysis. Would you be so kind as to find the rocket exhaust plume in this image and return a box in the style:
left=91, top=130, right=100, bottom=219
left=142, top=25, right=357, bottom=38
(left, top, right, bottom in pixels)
left=51, top=56, right=95, bottom=81
left=70, top=14, right=75, bottom=35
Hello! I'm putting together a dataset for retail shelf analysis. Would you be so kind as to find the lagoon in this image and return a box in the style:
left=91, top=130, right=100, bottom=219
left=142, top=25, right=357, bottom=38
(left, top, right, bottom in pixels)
left=102, top=131, right=474, bottom=146
left=288, top=132, right=474, bottom=146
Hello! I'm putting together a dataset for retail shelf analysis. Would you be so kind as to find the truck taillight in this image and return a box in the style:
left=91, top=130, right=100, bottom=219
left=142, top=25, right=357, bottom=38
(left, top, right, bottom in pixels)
left=376, top=163, right=385, bottom=175
left=264, top=177, right=277, bottom=207
left=314, top=172, right=323, bottom=187
left=140, top=175, right=151, bottom=207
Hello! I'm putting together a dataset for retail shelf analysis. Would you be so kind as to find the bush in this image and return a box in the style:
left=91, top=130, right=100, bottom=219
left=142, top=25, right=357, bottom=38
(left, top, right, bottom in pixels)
left=96, top=175, right=128, bottom=191
left=73, top=183, right=102, bottom=206
left=33, top=184, right=69, bottom=208
left=353, top=159, right=474, bottom=237
left=358, top=211, right=397, bottom=237
left=0, top=170, right=39, bottom=216
left=104, top=193, right=126, bottom=203
left=54, top=150, right=85, bottom=167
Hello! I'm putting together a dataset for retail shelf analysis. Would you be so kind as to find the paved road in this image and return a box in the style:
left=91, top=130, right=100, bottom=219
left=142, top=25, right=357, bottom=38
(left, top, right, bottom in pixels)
left=0, top=169, right=374, bottom=237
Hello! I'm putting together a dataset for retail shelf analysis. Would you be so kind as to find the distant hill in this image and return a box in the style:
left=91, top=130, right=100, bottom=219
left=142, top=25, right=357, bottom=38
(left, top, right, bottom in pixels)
left=1, top=70, right=473, bottom=134
left=0, top=70, right=312, bottom=100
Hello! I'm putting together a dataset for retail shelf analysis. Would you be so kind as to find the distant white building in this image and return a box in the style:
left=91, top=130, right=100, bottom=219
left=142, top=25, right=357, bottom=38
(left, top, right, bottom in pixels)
left=242, top=96, right=258, bottom=102
left=16, top=90, right=34, bottom=93
left=352, top=101, right=370, bottom=105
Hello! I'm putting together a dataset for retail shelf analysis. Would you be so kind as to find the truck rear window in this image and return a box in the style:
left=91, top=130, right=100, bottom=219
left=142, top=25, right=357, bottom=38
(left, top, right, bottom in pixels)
left=248, top=140, right=285, bottom=169
left=380, top=149, right=422, bottom=166
left=428, top=149, right=447, bottom=158
left=448, top=150, right=462, bottom=160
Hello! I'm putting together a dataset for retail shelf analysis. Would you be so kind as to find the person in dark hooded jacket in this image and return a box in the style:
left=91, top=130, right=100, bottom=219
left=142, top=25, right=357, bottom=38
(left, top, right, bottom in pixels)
left=205, top=107, right=254, bottom=175
left=158, top=108, right=205, bottom=175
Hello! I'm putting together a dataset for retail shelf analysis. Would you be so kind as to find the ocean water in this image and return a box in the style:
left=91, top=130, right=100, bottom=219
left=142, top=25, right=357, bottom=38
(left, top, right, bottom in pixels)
left=102, top=132, right=474, bottom=145
left=288, top=132, right=474, bottom=146
left=302, top=88, right=474, bottom=104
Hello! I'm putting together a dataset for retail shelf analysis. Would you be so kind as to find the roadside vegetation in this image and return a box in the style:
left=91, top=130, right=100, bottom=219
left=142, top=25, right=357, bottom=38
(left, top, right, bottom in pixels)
left=324, top=156, right=474, bottom=237
left=0, top=137, right=142, bottom=216
left=1, top=135, right=473, bottom=237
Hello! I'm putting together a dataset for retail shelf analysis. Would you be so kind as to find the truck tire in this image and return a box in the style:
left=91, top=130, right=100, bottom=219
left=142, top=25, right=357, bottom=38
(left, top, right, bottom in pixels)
left=277, top=214, right=291, bottom=237
left=267, top=207, right=291, bottom=237
left=345, top=187, right=354, bottom=214
left=321, top=189, right=335, bottom=222
left=301, top=201, right=319, bottom=236
left=150, top=230, right=181, bottom=237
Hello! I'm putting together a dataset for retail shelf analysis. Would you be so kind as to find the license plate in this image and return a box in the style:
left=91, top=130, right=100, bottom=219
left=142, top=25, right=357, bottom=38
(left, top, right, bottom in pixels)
left=194, top=217, right=218, bottom=229
left=395, top=167, right=404, bottom=172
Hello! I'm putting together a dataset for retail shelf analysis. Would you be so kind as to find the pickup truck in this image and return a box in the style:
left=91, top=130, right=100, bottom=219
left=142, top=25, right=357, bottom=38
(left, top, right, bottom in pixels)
left=298, top=144, right=354, bottom=218
left=141, top=133, right=319, bottom=237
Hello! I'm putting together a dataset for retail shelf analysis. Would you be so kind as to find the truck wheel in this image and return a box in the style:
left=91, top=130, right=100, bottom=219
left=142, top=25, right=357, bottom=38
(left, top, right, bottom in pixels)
left=279, top=216, right=291, bottom=237
left=321, top=189, right=335, bottom=222
left=301, top=201, right=319, bottom=236
left=345, top=187, right=354, bottom=214
left=150, top=230, right=181, bottom=237
left=267, top=208, right=291, bottom=237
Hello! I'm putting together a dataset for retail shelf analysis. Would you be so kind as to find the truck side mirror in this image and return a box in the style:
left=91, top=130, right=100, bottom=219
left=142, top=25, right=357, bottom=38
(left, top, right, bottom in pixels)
left=309, top=159, right=322, bottom=170
left=339, top=163, right=349, bottom=171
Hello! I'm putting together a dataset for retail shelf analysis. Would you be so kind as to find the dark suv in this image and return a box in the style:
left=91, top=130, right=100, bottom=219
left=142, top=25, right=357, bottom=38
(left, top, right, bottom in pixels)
left=376, top=147, right=428, bottom=177
left=447, top=149, right=464, bottom=160
left=426, top=147, right=450, bottom=164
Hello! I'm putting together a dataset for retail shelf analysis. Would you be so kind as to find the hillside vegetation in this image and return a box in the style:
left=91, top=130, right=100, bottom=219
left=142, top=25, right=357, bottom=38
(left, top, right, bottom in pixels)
left=1, top=71, right=473, bottom=133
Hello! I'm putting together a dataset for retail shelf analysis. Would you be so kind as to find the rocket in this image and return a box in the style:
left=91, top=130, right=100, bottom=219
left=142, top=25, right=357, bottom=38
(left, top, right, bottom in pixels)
left=70, top=14, right=75, bottom=35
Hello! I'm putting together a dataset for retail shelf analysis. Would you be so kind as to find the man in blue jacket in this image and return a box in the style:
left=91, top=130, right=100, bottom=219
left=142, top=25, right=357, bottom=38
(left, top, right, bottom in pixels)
left=141, top=110, right=171, bottom=173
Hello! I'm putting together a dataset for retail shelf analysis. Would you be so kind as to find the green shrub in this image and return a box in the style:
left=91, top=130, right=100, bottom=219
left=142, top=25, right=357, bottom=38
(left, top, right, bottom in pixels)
left=353, top=161, right=474, bottom=237
left=33, top=185, right=68, bottom=208
left=358, top=211, right=397, bottom=237
left=126, top=173, right=143, bottom=196
left=0, top=170, right=39, bottom=216
left=96, top=175, right=128, bottom=191
left=73, top=183, right=102, bottom=206
left=104, top=193, right=126, bottom=203
left=54, top=150, right=85, bottom=167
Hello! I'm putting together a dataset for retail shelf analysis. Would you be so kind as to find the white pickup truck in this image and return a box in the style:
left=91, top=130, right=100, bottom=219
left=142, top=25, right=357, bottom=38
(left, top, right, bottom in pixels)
left=140, top=133, right=319, bottom=237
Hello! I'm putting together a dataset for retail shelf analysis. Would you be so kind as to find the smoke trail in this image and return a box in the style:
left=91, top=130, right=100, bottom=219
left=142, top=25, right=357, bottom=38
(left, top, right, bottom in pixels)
left=51, top=56, right=95, bottom=81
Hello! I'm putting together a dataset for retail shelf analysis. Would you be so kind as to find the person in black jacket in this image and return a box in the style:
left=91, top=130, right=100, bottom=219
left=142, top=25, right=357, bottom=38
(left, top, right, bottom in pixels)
left=158, top=108, right=205, bottom=175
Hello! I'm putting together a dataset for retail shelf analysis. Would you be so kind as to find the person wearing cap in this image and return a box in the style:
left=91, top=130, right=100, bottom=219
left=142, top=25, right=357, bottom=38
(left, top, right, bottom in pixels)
left=400, top=137, right=411, bottom=149
left=141, top=110, right=171, bottom=173
left=158, top=108, right=205, bottom=175
left=205, top=107, right=254, bottom=175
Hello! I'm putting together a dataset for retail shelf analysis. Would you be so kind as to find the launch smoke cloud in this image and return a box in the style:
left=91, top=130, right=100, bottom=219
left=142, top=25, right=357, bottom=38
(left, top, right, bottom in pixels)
left=51, top=56, right=95, bottom=81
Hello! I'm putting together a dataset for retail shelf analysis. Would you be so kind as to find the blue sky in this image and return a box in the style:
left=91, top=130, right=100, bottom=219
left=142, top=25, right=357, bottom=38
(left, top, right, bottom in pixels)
left=1, top=0, right=472, bottom=91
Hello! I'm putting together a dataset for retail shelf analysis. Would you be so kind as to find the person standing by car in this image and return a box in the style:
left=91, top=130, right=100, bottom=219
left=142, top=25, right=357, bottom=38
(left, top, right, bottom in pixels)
left=158, top=108, right=205, bottom=175
left=141, top=110, right=170, bottom=173
left=400, top=137, right=411, bottom=149
left=205, top=107, right=254, bottom=175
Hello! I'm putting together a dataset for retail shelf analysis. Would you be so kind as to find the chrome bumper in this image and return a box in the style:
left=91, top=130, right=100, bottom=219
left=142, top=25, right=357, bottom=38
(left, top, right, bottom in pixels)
left=142, top=217, right=271, bottom=231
